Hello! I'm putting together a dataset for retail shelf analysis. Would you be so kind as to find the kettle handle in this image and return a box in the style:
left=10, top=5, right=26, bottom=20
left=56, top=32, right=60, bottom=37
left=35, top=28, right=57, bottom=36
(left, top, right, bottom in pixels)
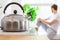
left=3, top=2, right=24, bottom=14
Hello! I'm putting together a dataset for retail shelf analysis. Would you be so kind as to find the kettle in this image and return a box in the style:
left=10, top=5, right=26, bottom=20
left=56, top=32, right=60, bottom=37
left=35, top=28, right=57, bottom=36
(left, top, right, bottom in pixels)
left=1, top=2, right=29, bottom=32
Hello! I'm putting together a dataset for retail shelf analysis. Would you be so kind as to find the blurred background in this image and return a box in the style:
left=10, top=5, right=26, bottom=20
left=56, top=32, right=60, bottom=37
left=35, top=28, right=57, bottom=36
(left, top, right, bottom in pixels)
left=0, top=0, right=60, bottom=35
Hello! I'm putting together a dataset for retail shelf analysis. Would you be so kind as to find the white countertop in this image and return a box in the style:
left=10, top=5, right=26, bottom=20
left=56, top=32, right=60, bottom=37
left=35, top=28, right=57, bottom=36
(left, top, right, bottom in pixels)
left=0, top=28, right=38, bottom=36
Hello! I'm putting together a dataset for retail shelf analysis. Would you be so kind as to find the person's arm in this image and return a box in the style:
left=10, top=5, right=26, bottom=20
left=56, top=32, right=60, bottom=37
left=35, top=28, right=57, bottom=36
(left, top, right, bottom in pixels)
left=39, top=18, right=57, bottom=25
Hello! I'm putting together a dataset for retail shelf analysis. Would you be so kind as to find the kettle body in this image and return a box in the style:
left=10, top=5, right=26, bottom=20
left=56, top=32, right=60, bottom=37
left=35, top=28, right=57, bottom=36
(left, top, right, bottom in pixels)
left=1, top=2, right=29, bottom=32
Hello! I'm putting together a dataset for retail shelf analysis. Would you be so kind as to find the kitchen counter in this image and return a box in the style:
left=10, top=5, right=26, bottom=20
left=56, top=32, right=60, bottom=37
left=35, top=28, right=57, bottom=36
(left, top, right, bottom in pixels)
left=0, top=29, right=49, bottom=40
left=0, top=35, right=49, bottom=40
left=0, top=29, right=60, bottom=40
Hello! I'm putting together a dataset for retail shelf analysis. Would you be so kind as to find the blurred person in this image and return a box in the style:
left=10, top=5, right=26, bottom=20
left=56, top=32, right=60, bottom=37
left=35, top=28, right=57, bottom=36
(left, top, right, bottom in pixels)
left=37, top=4, right=59, bottom=40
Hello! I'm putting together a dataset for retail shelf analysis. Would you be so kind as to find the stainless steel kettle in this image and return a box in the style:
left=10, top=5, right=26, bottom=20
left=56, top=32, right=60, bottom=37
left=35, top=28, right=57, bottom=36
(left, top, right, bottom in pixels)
left=1, top=2, right=29, bottom=32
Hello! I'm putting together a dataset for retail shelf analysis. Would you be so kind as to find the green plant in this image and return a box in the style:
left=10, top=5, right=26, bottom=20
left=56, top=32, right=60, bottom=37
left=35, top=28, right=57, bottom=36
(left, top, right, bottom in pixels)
left=23, top=4, right=39, bottom=22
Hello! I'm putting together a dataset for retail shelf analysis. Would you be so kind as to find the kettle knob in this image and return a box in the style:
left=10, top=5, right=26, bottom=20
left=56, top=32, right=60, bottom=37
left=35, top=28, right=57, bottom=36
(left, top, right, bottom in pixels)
left=14, top=10, right=17, bottom=14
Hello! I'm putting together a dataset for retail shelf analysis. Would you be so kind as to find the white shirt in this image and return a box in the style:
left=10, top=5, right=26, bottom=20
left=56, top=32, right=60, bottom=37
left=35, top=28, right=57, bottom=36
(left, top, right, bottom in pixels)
left=46, top=13, right=58, bottom=31
left=46, top=13, right=58, bottom=22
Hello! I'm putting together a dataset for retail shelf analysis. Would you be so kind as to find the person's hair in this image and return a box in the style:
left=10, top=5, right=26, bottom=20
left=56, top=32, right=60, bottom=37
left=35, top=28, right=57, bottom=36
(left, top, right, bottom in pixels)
left=51, top=4, right=58, bottom=10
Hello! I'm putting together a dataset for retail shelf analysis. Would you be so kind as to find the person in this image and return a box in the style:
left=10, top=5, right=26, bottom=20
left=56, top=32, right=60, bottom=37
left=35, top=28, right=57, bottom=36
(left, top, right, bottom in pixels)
left=37, top=4, right=58, bottom=40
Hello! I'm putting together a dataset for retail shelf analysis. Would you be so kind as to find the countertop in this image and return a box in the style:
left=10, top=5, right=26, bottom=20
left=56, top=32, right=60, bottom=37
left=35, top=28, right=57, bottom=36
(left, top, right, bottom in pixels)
left=0, top=28, right=60, bottom=40
left=0, top=28, right=49, bottom=40
left=0, top=31, right=49, bottom=40
left=0, top=35, right=49, bottom=40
